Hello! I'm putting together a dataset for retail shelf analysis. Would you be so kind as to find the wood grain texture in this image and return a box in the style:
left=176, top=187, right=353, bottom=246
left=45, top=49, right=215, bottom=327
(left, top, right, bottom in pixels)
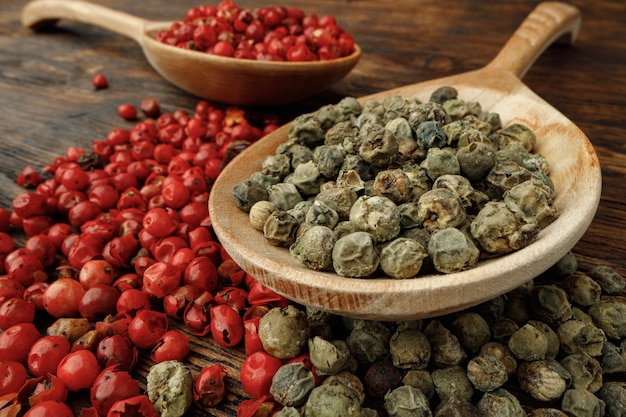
left=1, top=0, right=625, bottom=415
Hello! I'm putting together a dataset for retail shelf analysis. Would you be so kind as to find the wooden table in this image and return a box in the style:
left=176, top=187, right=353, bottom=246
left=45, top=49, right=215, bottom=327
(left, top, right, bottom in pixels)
left=1, top=0, right=625, bottom=416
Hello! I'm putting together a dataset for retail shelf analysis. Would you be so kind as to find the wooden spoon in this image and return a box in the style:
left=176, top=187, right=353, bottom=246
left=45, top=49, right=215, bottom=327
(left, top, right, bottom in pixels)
left=21, top=0, right=361, bottom=106
left=212, top=1, right=600, bottom=321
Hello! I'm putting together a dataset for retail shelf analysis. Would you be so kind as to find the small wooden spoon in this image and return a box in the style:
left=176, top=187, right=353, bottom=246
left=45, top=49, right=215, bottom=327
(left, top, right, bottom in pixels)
left=21, top=0, right=361, bottom=106
left=215, top=1, right=600, bottom=321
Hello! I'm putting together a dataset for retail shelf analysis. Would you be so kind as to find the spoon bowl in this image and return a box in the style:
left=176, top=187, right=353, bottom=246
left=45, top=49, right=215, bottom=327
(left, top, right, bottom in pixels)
left=22, top=0, right=361, bottom=106
left=209, top=2, right=602, bottom=321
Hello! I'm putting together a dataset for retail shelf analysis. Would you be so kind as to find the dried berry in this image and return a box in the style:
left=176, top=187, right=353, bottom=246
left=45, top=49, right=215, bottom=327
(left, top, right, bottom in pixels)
left=304, top=379, right=364, bottom=417
left=561, top=388, right=606, bottom=417
left=249, top=200, right=278, bottom=231
left=389, top=325, right=431, bottom=369
left=434, top=395, right=479, bottom=417
left=587, top=296, right=626, bottom=340
left=346, top=320, right=390, bottom=364
left=431, top=365, right=474, bottom=402
left=561, top=353, right=603, bottom=393
left=349, top=195, right=401, bottom=242
left=290, top=225, right=336, bottom=271
left=508, top=323, right=549, bottom=361
left=384, top=385, right=431, bottom=417
left=424, top=320, right=467, bottom=368
left=557, top=319, right=606, bottom=356
left=476, top=388, right=526, bottom=417
left=450, top=312, right=491, bottom=355
left=308, top=336, right=351, bottom=376
left=402, top=369, right=435, bottom=400
left=467, top=353, right=508, bottom=393
left=380, top=238, right=428, bottom=279
left=531, top=285, right=573, bottom=326
left=517, top=359, right=571, bottom=402
left=332, top=232, right=380, bottom=278
left=270, top=362, right=316, bottom=407
left=588, top=265, right=625, bottom=295
left=364, top=360, right=402, bottom=398
left=427, top=227, right=480, bottom=273
left=263, top=210, right=300, bottom=247
left=596, top=381, right=626, bottom=417
left=259, top=305, right=310, bottom=360
left=146, top=360, right=193, bottom=417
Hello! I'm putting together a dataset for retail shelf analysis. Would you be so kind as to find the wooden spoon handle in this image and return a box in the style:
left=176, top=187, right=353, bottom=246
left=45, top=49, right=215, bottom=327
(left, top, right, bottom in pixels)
left=21, top=0, right=147, bottom=44
left=486, top=1, right=581, bottom=79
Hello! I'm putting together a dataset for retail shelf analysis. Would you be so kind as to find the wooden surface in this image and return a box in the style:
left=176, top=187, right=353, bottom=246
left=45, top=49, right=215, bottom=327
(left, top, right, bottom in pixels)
left=1, top=0, right=625, bottom=415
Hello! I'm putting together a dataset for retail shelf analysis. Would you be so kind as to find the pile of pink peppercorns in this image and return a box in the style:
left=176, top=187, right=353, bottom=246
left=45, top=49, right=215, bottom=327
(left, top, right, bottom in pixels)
left=0, top=87, right=299, bottom=416
left=154, top=0, right=356, bottom=61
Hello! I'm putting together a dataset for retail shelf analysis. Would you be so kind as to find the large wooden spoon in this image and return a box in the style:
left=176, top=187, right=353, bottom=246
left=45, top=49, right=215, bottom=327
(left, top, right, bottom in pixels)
left=21, top=0, right=361, bottom=106
left=210, top=1, right=601, bottom=321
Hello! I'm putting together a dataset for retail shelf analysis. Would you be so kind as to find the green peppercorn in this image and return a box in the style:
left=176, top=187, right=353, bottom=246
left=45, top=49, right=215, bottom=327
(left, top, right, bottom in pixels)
left=427, top=227, right=480, bottom=273
left=380, top=238, right=428, bottom=279
left=262, top=153, right=292, bottom=179
left=232, top=178, right=269, bottom=212
left=349, top=195, right=401, bottom=242
left=308, top=336, right=351, bottom=376
left=479, top=342, right=518, bottom=376
left=389, top=325, right=431, bottom=369
left=431, top=365, right=474, bottom=402
left=289, top=112, right=324, bottom=147
left=270, top=362, right=316, bottom=407
left=561, top=353, right=603, bottom=393
left=346, top=320, right=390, bottom=364
left=467, top=353, right=509, bottom=392
left=470, top=201, right=539, bottom=254
left=531, top=284, right=573, bottom=326
left=146, top=360, right=193, bottom=417
left=384, top=385, right=432, bottom=417
left=557, top=319, right=606, bottom=356
left=561, top=388, right=606, bottom=417
left=424, top=320, right=467, bottom=368
left=371, top=169, right=412, bottom=204
left=434, top=395, right=479, bottom=417
left=290, top=225, right=336, bottom=271
left=332, top=232, right=380, bottom=278
left=259, top=305, right=310, bottom=360
left=429, top=86, right=458, bottom=104
left=476, top=388, right=526, bottom=417
left=402, top=369, right=435, bottom=400
left=303, top=379, right=364, bottom=417
left=596, top=381, right=626, bottom=417
left=588, top=265, right=625, bottom=295
left=456, top=141, right=497, bottom=182
left=450, top=312, right=491, bottom=355
left=358, top=126, right=399, bottom=168
left=517, top=359, right=571, bottom=402
left=495, top=123, right=536, bottom=151
left=508, top=323, right=549, bottom=361
left=588, top=296, right=626, bottom=340
left=263, top=210, right=300, bottom=247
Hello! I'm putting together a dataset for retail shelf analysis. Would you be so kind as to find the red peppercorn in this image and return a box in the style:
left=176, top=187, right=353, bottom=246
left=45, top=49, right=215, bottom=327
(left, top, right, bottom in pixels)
left=140, top=99, right=161, bottom=118
left=118, top=103, right=138, bottom=121
left=92, top=73, right=108, bottom=90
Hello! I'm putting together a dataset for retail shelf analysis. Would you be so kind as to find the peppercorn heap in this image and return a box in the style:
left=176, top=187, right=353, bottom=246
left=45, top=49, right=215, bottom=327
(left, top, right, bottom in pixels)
left=0, top=97, right=290, bottom=416
left=154, top=0, right=356, bottom=61
left=233, top=86, right=559, bottom=278
left=235, top=251, right=626, bottom=417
